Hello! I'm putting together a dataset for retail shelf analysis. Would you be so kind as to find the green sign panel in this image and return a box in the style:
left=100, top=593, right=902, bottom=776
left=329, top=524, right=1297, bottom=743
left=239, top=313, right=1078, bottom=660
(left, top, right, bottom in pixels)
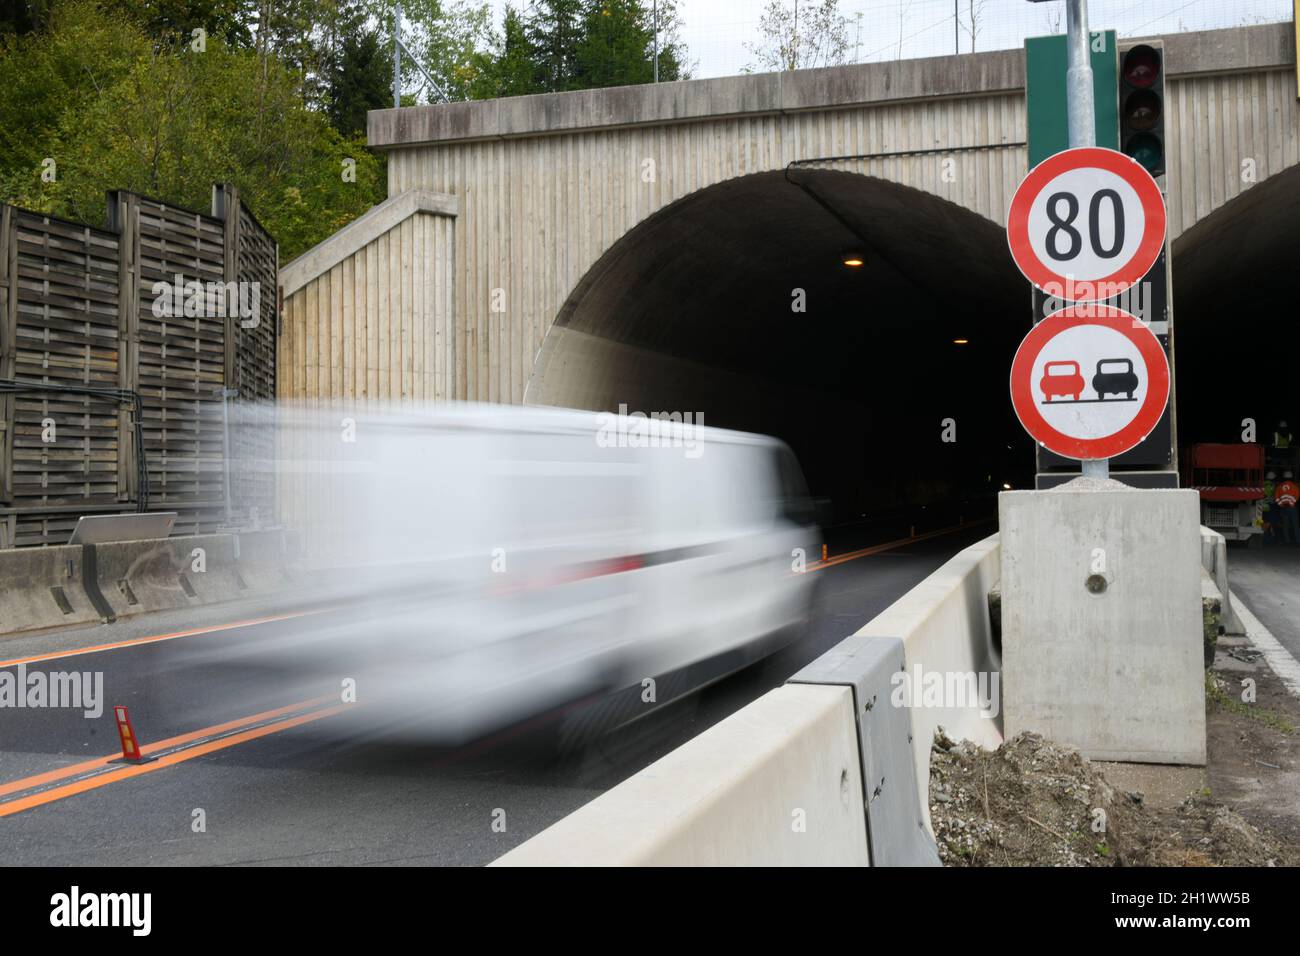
left=1025, top=31, right=1119, bottom=168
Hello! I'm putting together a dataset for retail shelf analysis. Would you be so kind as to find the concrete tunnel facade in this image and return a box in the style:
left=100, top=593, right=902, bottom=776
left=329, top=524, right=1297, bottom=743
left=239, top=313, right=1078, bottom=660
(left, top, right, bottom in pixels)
left=276, top=20, right=1300, bottom=515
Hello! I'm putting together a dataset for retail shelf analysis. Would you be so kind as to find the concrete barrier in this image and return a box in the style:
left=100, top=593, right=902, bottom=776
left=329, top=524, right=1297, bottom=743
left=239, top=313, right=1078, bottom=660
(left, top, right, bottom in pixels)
left=1199, top=526, right=1243, bottom=634
left=0, top=530, right=306, bottom=637
left=853, top=533, right=1003, bottom=832
left=494, top=684, right=868, bottom=866
left=0, top=544, right=100, bottom=633
left=1001, top=485, right=1206, bottom=766
left=234, top=529, right=303, bottom=591
left=789, top=635, right=940, bottom=865
left=496, top=533, right=1003, bottom=866
left=90, top=534, right=248, bottom=620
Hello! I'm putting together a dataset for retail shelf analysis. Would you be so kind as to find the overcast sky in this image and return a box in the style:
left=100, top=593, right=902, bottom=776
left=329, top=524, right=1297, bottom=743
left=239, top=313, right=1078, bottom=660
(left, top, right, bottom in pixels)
left=490, top=0, right=1294, bottom=80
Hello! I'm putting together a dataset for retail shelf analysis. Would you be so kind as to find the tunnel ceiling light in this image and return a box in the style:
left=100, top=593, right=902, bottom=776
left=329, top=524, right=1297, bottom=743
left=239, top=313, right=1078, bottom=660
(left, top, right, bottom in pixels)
left=840, top=248, right=866, bottom=268
left=953, top=338, right=970, bottom=345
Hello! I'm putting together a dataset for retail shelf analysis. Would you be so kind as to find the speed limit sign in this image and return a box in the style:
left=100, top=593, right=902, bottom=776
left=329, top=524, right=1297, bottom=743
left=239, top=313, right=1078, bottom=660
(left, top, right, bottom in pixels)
left=1007, top=147, right=1166, bottom=299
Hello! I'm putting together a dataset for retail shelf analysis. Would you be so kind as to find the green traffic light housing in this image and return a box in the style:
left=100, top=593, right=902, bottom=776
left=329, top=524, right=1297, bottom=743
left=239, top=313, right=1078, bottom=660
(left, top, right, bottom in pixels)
left=1120, top=43, right=1164, bottom=177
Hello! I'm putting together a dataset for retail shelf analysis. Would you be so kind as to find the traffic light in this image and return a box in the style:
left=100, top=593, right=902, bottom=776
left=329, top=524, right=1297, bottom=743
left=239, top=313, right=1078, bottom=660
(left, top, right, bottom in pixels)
left=1120, top=42, right=1165, bottom=177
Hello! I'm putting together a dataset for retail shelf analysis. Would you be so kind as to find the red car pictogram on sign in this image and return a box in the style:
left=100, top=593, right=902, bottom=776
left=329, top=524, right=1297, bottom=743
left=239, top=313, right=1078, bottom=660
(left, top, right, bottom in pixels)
left=1040, top=361, right=1084, bottom=402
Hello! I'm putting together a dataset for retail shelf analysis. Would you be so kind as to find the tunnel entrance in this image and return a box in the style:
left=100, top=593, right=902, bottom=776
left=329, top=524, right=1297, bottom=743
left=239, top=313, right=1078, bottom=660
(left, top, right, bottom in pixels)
left=1172, top=164, right=1300, bottom=454
left=526, top=169, right=1032, bottom=525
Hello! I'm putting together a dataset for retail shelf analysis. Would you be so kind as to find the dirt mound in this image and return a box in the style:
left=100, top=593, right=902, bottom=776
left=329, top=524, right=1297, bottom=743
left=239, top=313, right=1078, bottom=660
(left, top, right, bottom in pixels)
left=928, top=729, right=1296, bottom=866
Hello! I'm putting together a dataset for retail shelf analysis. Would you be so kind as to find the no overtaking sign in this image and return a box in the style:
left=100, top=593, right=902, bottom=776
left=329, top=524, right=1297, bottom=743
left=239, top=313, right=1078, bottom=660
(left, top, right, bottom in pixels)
left=1010, top=305, right=1170, bottom=461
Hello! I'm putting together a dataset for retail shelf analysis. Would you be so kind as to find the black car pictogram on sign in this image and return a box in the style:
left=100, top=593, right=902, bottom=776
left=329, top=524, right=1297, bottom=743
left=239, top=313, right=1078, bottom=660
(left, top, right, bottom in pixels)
left=1092, top=358, right=1138, bottom=400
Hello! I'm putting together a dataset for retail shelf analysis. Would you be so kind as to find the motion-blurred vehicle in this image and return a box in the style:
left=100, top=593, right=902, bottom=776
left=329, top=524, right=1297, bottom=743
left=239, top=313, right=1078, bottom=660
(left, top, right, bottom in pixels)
left=1092, top=358, right=1138, bottom=400
left=1041, top=360, right=1084, bottom=402
left=256, top=403, right=822, bottom=744
left=1181, top=442, right=1265, bottom=544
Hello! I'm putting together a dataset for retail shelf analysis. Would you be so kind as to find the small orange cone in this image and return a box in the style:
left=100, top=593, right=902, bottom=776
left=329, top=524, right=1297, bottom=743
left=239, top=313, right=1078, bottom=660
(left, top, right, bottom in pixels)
left=111, top=706, right=153, bottom=764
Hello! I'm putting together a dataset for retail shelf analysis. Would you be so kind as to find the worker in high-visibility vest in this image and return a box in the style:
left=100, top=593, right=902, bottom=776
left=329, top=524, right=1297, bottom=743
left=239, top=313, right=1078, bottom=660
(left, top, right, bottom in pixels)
left=1276, top=470, right=1300, bottom=545
left=1275, top=421, right=1294, bottom=450
left=1262, top=471, right=1278, bottom=542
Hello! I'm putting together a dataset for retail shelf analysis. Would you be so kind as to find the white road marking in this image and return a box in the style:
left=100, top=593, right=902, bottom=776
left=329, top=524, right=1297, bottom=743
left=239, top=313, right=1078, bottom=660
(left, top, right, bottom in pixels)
left=1228, top=589, right=1300, bottom=700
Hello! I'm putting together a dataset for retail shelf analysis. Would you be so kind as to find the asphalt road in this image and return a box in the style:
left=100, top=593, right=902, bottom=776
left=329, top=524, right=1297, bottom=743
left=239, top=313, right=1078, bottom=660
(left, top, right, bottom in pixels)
left=1224, top=544, right=1300, bottom=662
left=0, top=523, right=991, bottom=866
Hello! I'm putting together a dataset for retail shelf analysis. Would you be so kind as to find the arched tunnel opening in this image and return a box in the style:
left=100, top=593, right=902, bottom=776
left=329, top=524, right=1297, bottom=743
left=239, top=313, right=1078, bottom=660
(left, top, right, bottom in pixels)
left=525, top=164, right=1300, bottom=531
left=527, top=169, right=1033, bottom=531
left=1173, top=163, right=1300, bottom=453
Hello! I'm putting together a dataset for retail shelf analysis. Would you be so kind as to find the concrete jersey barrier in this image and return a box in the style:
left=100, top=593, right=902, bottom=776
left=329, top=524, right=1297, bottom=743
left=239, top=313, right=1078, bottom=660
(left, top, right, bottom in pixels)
left=0, top=530, right=303, bottom=637
left=853, top=533, right=1003, bottom=833
left=496, top=533, right=1003, bottom=865
left=0, top=543, right=101, bottom=633
left=493, top=684, right=868, bottom=866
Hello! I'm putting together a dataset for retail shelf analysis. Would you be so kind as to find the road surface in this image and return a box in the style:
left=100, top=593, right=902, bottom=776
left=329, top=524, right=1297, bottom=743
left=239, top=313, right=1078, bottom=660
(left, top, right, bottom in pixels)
left=1224, top=545, right=1300, bottom=663
left=0, top=523, right=990, bottom=866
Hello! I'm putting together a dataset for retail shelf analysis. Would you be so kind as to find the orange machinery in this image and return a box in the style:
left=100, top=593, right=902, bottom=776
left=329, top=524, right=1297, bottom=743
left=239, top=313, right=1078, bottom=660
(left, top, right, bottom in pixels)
left=1181, top=443, right=1266, bottom=543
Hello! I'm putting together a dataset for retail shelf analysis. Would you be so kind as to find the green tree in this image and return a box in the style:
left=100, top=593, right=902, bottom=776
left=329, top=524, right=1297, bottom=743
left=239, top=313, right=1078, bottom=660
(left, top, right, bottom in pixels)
left=103, top=0, right=256, bottom=46
left=0, top=0, right=383, bottom=260
left=0, top=0, right=56, bottom=34
left=744, top=0, right=850, bottom=72
left=385, top=0, right=495, bottom=102
left=326, top=28, right=392, bottom=136
left=574, top=0, right=684, bottom=88
left=467, top=4, right=539, bottom=99
left=525, top=0, right=582, bottom=92
left=0, top=0, right=149, bottom=192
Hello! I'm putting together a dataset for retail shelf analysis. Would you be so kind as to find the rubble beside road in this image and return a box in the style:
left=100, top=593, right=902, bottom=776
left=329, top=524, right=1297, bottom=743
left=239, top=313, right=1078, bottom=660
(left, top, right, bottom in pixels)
left=928, top=725, right=1300, bottom=867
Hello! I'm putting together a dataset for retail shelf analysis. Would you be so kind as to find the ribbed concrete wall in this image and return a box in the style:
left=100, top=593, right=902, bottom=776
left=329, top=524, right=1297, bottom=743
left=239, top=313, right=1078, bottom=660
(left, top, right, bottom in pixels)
left=278, top=209, right=456, bottom=550
left=279, top=211, right=456, bottom=404
left=1166, top=66, right=1300, bottom=239
left=366, top=22, right=1297, bottom=408
left=386, top=101, right=1028, bottom=404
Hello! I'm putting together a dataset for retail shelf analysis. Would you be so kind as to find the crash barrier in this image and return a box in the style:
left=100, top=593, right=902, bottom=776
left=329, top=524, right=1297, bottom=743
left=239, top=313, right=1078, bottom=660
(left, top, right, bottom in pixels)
left=494, top=684, right=868, bottom=866
left=1198, top=526, right=1242, bottom=635
left=0, top=530, right=301, bottom=636
left=851, top=533, right=1003, bottom=833
left=495, top=533, right=1002, bottom=866
left=0, top=543, right=102, bottom=633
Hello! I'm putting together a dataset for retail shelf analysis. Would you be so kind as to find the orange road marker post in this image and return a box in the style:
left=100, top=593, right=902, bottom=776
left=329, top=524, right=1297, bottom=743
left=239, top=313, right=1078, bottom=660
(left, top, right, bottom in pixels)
left=111, top=706, right=155, bottom=765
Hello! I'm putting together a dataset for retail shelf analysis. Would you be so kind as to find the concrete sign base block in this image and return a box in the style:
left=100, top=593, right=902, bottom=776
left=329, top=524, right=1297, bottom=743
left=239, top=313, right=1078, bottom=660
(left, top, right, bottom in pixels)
left=999, top=478, right=1206, bottom=765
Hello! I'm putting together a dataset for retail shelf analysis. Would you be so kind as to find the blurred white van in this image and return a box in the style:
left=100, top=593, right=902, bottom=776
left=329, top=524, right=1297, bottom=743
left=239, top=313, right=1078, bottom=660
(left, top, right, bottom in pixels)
left=265, top=402, right=822, bottom=742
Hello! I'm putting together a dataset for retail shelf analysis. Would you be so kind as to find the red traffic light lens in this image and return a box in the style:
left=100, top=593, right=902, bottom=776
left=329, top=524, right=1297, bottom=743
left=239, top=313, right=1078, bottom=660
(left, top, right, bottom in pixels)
left=1123, top=45, right=1160, bottom=88
left=1124, top=89, right=1161, bottom=131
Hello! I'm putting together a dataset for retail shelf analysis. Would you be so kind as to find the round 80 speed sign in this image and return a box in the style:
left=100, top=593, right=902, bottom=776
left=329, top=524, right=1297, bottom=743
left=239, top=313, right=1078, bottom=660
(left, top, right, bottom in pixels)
left=1007, top=147, right=1166, bottom=299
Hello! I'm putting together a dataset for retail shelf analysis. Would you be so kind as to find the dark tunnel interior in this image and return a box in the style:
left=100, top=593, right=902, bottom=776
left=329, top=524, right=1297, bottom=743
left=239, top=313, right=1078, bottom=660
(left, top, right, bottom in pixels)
left=1172, top=163, right=1300, bottom=452
left=526, top=166, right=1296, bottom=525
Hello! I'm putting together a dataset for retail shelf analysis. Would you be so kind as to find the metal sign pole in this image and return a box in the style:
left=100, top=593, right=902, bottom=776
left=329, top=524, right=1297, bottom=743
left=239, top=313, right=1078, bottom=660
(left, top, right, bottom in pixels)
left=653, top=0, right=659, bottom=83
left=393, top=1, right=402, bottom=108
left=1065, top=0, right=1107, bottom=481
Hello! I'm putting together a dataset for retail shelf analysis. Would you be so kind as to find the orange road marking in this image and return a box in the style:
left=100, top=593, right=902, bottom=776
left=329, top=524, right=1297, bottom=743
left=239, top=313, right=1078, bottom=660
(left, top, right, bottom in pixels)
left=0, top=609, right=322, bottom=669
left=0, top=703, right=348, bottom=818
left=0, top=696, right=333, bottom=800
left=809, top=519, right=992, bottom=573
